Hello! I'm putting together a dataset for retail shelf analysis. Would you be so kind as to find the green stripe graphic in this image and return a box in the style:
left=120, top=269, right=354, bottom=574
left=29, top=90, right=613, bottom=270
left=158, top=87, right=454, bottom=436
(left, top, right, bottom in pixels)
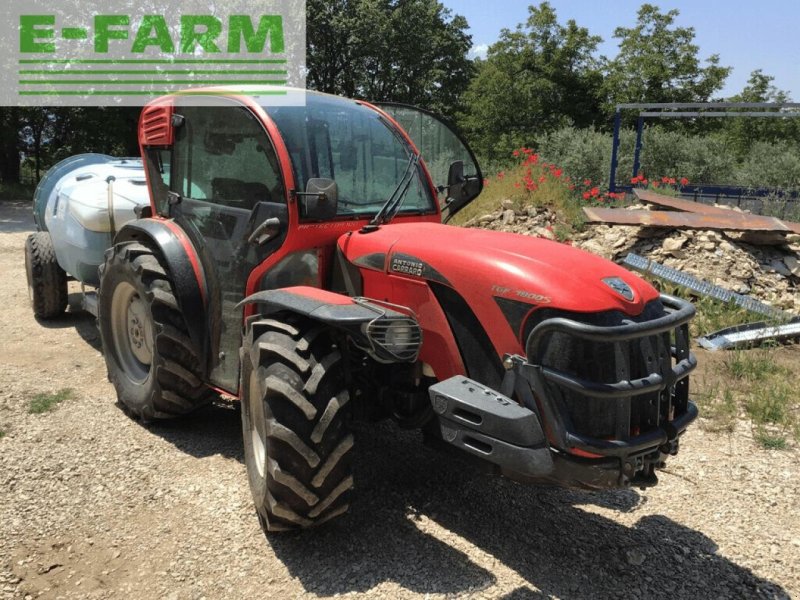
left=20, top=69, right=288, bottom=75
left=20, top=80, right=287, bottom=85
left=18, top=90, right=289, bottom=96
left=19, top=59, right=288, bottom=65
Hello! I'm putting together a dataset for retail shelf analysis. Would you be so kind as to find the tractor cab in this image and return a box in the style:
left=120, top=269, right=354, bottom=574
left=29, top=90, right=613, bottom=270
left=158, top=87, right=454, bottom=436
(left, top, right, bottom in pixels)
left=137, top=89, right=481, bottom=393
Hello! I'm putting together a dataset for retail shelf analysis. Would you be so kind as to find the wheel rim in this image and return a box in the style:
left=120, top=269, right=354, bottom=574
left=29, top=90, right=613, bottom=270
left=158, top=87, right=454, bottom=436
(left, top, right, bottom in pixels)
left=110, top=281, right=154, bottom=384
left=249, top=376, right=267, bottom=479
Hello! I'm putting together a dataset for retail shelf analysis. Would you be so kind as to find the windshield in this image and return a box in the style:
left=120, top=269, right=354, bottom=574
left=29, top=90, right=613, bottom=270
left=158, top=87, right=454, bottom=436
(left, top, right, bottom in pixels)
left=264, top=93, right=436, bottom=219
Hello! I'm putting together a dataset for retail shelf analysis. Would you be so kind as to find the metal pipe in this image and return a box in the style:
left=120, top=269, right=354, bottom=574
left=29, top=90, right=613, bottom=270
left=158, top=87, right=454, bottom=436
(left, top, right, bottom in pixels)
left=106, top=175, right=116, bottom=237
left=632, top=116, right=644, bottom=178
left=609, top=109, right=622, bottom=193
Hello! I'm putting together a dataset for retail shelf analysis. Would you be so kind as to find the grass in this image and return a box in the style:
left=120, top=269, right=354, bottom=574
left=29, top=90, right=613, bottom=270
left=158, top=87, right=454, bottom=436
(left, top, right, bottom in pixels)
left=450, top=152, right=629, bottom=235
left=0, top=429, right=5, bottom=439
left=692, top=334, right=799, bottom=449
left=754, top=430, right=789, bottom=450
left=28, top=388, right=74, bottom=414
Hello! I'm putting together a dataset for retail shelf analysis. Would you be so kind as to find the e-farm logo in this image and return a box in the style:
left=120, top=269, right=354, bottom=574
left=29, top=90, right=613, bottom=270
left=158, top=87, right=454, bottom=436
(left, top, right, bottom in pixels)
left=4, top=0, right=306, bottom=106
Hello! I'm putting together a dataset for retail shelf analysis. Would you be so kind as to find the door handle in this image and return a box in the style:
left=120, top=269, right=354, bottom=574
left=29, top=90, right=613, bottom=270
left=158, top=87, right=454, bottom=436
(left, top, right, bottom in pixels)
left=248, top=217, right=281, bottom=246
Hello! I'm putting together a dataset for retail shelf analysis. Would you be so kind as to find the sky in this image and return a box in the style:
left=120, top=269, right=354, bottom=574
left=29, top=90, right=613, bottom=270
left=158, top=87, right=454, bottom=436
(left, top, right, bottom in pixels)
left=439, top=0, right=800, bottom=99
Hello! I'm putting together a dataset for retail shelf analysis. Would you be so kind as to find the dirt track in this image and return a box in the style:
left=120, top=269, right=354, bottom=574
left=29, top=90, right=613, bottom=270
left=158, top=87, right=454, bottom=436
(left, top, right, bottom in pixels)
left=0, top=200, right=798, bottom=599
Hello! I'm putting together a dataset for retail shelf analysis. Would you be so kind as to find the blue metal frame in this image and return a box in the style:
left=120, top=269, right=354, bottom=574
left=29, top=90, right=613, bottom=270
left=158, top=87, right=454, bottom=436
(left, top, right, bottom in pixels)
left=608, top=102, right=800, bottom=195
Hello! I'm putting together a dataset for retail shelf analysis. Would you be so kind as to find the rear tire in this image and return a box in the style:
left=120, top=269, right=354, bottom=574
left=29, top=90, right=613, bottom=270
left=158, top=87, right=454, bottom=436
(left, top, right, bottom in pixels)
left=98, top=242, right=214, bottom=420
left=24, top=232, right=67, bottom=319
left=242, top=316, right=353, bottom=532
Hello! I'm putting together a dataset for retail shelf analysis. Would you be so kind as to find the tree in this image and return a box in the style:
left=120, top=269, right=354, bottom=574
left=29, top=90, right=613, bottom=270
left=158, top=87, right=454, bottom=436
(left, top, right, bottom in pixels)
left=458, top=2, right=604, bottom=159
left=0, top=109, right=22, bottom=184
left=306, top=0, right=473, bottom=117
left=724, top=70, right=800, bottom=156
left=602, top=4, right=730, bottom=115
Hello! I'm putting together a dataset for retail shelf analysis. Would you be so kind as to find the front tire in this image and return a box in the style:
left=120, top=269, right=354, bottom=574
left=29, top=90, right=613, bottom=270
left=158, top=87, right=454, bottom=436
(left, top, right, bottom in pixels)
left=98, top=242, right=214, bottom=420
left=242, top=316, right=353, bottom=532
left=24, top=232, right=67, bottom=319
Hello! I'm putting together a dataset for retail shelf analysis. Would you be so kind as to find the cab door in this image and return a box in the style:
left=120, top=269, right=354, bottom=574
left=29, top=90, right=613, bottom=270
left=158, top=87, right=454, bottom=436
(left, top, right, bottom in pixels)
left=377, top=103, right=483, bottom=222
left=168, top=99, right=289, bottom=393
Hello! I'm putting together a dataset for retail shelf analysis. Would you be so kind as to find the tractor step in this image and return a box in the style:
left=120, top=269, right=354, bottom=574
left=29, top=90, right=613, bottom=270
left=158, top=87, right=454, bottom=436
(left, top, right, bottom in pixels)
left=428, top=376, right=552, bottom=477
left=81, top=289, right=98, bottom=317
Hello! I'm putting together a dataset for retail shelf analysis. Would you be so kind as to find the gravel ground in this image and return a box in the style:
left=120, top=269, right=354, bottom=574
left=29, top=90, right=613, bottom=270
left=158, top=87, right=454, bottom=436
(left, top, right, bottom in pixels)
left=0, top=201, right=797, bottom=599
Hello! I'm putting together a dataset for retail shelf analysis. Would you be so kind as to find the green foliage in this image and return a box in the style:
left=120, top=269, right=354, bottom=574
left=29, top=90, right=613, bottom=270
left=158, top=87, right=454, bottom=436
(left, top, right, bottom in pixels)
left=0, top=182, right=35, bottom=202
left=724, top=70, right=800, bottom=157
left=452, top=153, right=584, bottom=232
left=688, top=298, right=753, bottom=339
left=515, top=124, right=800, bottom=190
left=637, top=129, right=737, bottom=184
left=602, top=4, right=730, bottom=115
left=723, top=349, right=791, bottom=382
left=693, top=384, right=737, bottom=434
left=734, top=141, right=800, bottom=188
left=746, top=380, right=792, bottom=425
left=534, top=127, right=629, bottom=187
left=29, top=388, right=74, bottom=415
left=307, top=0, right=473, bottom=117
left=754, top=431, right=788, bottom=450
left=459, top=3, right=604, bottom=158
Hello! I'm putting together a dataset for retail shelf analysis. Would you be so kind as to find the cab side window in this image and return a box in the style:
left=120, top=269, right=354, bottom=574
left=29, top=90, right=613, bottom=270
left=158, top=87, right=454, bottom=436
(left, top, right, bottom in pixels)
left=172, top=106, right=284, bottom=209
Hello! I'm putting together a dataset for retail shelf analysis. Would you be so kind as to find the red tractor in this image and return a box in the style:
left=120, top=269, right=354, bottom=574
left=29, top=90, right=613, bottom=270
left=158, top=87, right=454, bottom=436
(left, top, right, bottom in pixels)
left=84, top=88, right=696, bottom=532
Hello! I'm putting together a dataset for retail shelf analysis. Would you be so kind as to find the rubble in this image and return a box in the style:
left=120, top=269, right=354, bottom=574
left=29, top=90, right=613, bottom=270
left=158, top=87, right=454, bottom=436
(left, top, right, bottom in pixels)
left=463, top=202, right=800, bottom=314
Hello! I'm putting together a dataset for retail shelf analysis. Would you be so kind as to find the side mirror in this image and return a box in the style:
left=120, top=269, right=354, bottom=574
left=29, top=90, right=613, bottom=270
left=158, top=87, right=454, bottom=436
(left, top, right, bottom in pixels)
left=443, top=160, right=466, bottom=206
left=447, top=160, right=465, bottom=187
left=303, top=178, right=338, bottom=220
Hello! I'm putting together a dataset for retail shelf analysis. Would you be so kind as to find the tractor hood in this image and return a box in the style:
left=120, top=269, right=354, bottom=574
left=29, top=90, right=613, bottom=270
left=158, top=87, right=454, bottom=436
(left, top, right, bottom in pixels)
left=341, top=222, right=659, bottom=316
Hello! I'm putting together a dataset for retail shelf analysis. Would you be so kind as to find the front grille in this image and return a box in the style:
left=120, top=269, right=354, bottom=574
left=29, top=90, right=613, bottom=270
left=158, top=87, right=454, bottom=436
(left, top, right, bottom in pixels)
left=524, top=298, right=692, bottom=444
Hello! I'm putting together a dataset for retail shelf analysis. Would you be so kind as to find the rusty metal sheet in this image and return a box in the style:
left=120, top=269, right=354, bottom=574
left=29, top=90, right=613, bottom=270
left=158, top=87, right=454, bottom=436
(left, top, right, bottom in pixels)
left=785, top=220, right=800, bottom=234
left=633, top=189, right=800, bottom=233
left=583, top=207, right=791, bottom=232
left=633, top=189, right=735, bottom=215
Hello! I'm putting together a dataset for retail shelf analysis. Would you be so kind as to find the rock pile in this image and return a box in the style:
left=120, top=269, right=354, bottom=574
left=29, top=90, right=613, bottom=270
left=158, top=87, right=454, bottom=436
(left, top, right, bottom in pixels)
left=465, top=202, right=800, bottom=314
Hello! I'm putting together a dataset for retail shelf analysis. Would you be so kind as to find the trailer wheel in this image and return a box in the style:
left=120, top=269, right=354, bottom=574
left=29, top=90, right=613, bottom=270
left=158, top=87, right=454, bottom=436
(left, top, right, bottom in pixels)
left=24, top=232, right=67, bottom=319
left=242, top=316, right=353, bottom=532
left=98, top=242, right=214, bottom=420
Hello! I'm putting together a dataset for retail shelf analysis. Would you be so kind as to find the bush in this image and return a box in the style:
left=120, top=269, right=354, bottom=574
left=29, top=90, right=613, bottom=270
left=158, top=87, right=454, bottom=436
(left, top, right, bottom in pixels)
left=638, top=129, right=737, bottom=184
left=734, top=141, right=800, bottom=188
left=475, top=125, right=800, bottom=190
left=534, top=127, right=634, bottom=188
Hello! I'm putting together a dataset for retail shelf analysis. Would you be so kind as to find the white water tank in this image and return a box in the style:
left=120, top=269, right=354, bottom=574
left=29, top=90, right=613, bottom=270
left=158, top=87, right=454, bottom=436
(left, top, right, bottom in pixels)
left=39, top=157, right=151, bottom=285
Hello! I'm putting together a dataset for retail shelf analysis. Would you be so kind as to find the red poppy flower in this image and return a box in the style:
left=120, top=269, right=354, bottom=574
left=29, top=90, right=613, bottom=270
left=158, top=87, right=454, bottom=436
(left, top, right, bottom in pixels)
left=590, top=187, right=600, bottom=197
left=582, top=192, right=591, bottom=200
left=584, top=179, right=592, bottom=186
left=680, top=177, right=689, bottom=186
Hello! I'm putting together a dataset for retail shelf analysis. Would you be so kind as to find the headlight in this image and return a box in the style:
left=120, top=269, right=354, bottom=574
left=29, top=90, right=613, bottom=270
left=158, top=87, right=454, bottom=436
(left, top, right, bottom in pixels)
left=366, top=316, right=422, bottom=362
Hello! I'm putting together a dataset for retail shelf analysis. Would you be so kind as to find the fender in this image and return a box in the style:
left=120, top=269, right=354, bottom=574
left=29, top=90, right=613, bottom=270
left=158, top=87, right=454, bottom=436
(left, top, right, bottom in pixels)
left=114, top=218, right=209, bottom=374
left=240, top=286, right=422, bottom=363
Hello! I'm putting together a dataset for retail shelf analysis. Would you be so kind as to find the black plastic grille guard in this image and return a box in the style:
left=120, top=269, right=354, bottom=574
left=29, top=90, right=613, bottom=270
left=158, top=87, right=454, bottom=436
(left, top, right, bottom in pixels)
left=508, top=294, right=698, bottom=458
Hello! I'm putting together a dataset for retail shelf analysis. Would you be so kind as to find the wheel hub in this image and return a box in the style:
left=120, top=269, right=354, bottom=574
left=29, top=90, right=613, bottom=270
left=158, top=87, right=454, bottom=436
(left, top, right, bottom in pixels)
left=126, top=298, right=152, bottom=364
left=110, top=281, right=153, bottom=384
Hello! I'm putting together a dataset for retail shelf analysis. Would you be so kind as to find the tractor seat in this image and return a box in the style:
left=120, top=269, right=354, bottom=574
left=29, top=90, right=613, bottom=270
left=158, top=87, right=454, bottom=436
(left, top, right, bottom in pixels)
left=211, top=178, right=270, bottom=209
